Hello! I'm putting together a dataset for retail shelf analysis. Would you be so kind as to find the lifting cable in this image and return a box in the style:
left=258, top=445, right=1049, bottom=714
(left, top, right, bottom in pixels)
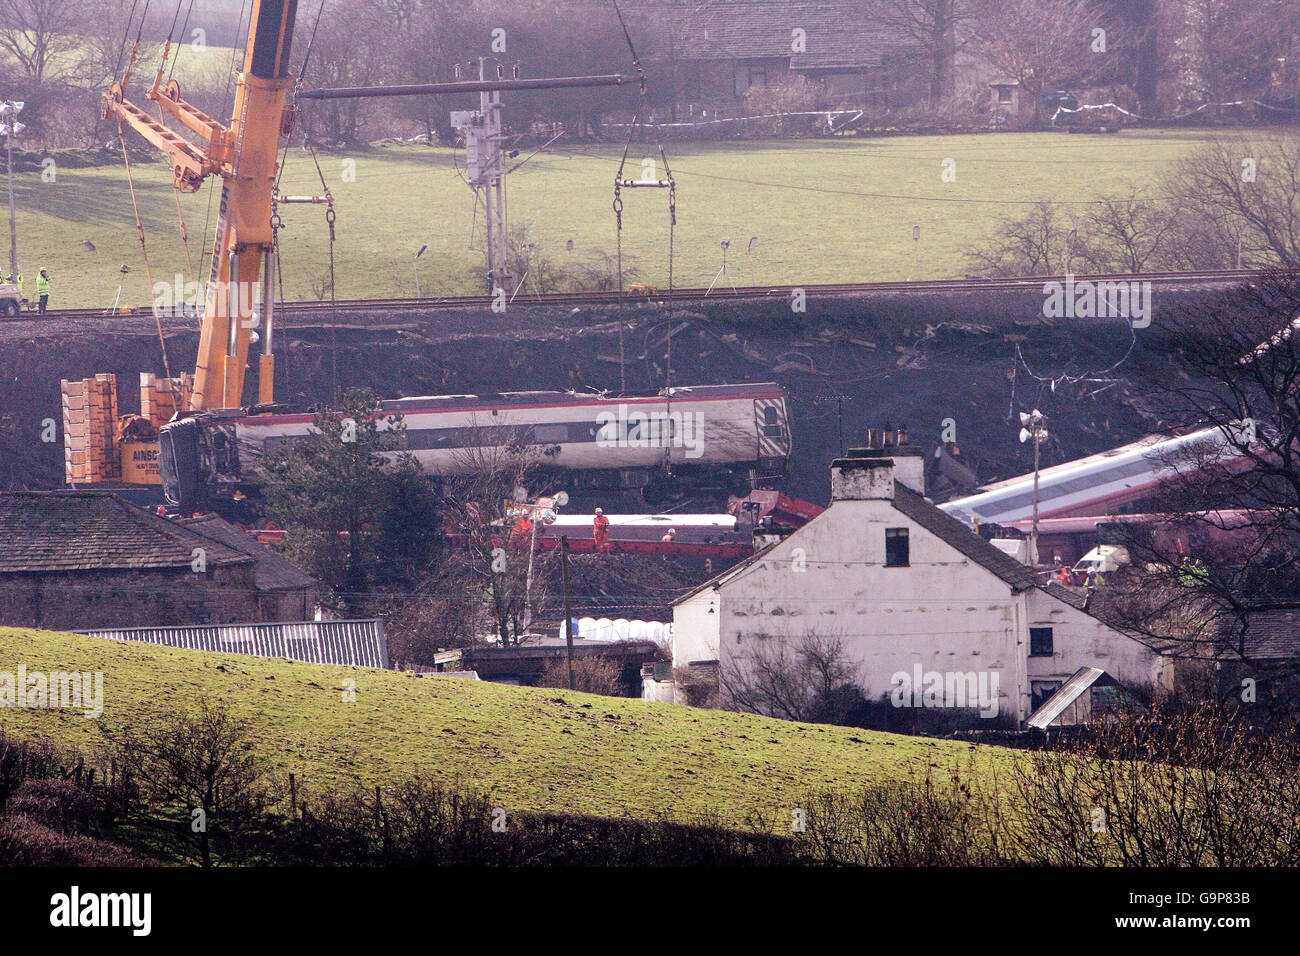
left=307, top=144, right=338, bottom=400
left=610, top=0, right=676, bottom=397
left=157, top=0, right=197, bottom=290
left=198, top=0, right=249, bottom=285
left=114, top=0, right=172, bottom=379
left=119, top=118, right=172, bottom=381
left=266, top=0, right=331, bottom=400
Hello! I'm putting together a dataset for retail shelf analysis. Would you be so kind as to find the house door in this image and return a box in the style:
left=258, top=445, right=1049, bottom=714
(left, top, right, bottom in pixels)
left=753, top=398, right=789, bottom=463
left=1031, top=680, right=1062, bottom=714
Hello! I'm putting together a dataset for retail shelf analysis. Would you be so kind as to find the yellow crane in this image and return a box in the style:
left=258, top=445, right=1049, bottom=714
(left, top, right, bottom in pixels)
left=63, top=0, right=320, bottom=488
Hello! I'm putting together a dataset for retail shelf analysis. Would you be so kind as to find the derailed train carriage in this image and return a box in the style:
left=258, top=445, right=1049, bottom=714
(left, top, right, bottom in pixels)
left=158, top=383, right=793, bottom=512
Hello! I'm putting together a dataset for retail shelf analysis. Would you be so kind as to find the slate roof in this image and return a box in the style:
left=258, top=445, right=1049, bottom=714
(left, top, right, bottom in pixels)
left=1218, top=610, right=1300, bottom=661
left=673, top=481, right=1040, bottom=606
left=177, top=515, right=316, bottom=593
left=0, top=492, right=252, bottom=574
left=892, top=485, right=1039, bottom=590
left=671, top=2, right=911, bottom=70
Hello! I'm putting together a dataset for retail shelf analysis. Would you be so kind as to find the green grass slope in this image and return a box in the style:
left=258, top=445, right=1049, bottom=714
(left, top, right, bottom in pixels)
left=0, top=626, right=1010, bottom=824
left=11, top=129, right=1241, bottom=309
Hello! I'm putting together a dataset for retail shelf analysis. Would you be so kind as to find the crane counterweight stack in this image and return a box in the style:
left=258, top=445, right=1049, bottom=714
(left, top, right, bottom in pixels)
left=64, top=0, right=314, bottom=491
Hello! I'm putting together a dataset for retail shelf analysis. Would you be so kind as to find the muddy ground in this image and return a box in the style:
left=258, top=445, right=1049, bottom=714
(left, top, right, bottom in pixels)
left=0, top=284, right=1210, bottom=503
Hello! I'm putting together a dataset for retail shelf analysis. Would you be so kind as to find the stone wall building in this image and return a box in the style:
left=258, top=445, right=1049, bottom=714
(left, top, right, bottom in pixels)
left=0, top=493, right=315, bottom=631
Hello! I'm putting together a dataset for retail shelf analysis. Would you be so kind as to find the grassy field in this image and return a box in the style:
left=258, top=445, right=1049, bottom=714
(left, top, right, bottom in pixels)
left=0, top=626, right=1010, bottom=825
left=10, top=128, right=1238, bottom=309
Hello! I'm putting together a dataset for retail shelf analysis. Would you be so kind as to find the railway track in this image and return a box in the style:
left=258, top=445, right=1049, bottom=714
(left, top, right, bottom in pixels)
left=17, top=269, right=1270, bottom=324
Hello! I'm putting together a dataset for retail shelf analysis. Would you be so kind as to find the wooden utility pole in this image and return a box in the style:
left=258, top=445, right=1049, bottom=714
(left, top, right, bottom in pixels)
left=560, top=535, right=575, bottom=690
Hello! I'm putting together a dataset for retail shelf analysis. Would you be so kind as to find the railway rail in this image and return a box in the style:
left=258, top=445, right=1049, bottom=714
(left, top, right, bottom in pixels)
left=12, top=269, right=1272, bottom=325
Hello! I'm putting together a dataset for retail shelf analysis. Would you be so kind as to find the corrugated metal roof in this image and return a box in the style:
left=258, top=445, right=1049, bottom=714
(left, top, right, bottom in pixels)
left=79, top=619, right=389, bottom=669
left=1026, top=666, right=1112, bottom=729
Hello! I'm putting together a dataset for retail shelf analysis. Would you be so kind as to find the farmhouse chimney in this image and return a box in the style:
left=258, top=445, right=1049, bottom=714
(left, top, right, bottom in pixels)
left=831, top=427, right=925, bottom=500
left=831, top=450, right=895, bottom=501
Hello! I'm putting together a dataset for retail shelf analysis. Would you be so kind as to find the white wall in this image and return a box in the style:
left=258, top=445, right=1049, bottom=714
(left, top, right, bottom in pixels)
left=714, top=498, right=1023, bottom=720
left=672, top=587, right=721, bottom=668
left=1024, top=587, right=1170, bottom=701
left=681, top=493, right=1170, bottom=726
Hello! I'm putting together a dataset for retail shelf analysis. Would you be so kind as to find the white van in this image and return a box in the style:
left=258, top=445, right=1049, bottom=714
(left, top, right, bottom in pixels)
left=1073, top=544, right=1130, bottom=577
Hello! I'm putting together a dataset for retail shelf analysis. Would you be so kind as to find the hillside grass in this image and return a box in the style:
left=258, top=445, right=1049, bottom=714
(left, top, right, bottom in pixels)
left=10, top=128, right=1245, bottom=309
left=0, top=626, right=1011, bottom=825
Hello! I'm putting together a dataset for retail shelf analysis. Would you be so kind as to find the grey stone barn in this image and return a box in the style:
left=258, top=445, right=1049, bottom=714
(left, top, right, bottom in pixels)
left=0, top=492, right=315, bottom=631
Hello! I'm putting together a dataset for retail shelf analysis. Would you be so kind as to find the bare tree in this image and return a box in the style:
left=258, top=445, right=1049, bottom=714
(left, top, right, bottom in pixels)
left=1103, top=273, right=1300, bottom=678
left=100, top=698, right=278, bottom=867
left=442, top=418, right=552, bottom=645
left=977, top=0, right=1104, bottom=127
left=967, top=200, right=1086, bottom=276
left=1160, top=0, right=1281, bottom=107
left=1005, top=702, right=1300, bottom=865
left=1084, top=188, right=1182, bottom=273
left=881, top=0, right=980, bottom=104
left=720, top=632, right=866, bottom=724
left=538, top=654, right=625, bottom=696
left=0, top=0, right=79, bottom=84
left=973, top=136, right=1300, bottom=275
left=1162, top=137, right=1300, bottom=270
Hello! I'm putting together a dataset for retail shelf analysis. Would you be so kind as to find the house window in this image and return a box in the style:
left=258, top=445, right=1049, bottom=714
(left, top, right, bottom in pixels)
left=748, top=66, right=767, bottom=89
left=996, top=86, right=1013, bottom=103
left=885, top=527, right=909, bottom=567
left=1029, top=626, right=1054, bottom=657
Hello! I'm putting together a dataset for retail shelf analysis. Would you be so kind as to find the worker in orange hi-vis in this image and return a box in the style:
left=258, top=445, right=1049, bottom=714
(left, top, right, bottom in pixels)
left=661, top=528, right=677, bottom=543
left=593, top=507, right=611, bottom=551
left=511, top=513, right=534, bottom=544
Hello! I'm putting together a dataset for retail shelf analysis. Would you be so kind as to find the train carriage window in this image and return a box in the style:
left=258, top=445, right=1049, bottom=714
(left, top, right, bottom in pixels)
left=533, top=424, right=569, bottom=444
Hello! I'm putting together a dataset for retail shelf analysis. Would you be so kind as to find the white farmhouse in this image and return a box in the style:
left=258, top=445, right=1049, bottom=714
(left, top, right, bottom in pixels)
left=672, top=440, right=1173, bottom=726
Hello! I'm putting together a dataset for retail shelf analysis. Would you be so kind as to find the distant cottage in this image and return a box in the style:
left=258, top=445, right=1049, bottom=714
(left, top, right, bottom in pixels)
left=0, top=492, right=315, bottom=631
left=661, top=1, right=930, bottom=112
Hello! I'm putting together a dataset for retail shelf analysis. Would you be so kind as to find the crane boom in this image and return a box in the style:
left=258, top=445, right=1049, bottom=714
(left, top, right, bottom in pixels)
left=62, top=0, right=317, bottom=493
left=103, top=0, right=302, bottom=411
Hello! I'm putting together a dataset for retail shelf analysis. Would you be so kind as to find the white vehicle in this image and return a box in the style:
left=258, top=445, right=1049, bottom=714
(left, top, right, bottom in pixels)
left=0, top=281, right=23, bottom=317
left=1073, top=544, right=1130, bottom=577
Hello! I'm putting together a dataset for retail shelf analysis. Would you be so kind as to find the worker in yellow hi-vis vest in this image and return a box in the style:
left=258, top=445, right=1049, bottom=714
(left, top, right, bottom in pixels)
left=36, top=268, right=50, bottom=313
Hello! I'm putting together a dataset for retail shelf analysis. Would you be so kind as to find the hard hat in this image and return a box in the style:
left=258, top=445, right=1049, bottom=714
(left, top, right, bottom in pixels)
left=594, top=507, right=603, bottom=515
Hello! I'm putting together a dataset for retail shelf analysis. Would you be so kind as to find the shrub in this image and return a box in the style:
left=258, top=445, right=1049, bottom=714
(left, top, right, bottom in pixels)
left=537, top=654, right=625, bottom=696
left=0, top=814, right=154, bottom=866
left=6, top=779, right=96, bottom=836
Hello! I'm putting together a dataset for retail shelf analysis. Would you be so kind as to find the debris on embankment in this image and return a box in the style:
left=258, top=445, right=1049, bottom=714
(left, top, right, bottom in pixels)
left=0, top=284, right=1213, bottom=502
